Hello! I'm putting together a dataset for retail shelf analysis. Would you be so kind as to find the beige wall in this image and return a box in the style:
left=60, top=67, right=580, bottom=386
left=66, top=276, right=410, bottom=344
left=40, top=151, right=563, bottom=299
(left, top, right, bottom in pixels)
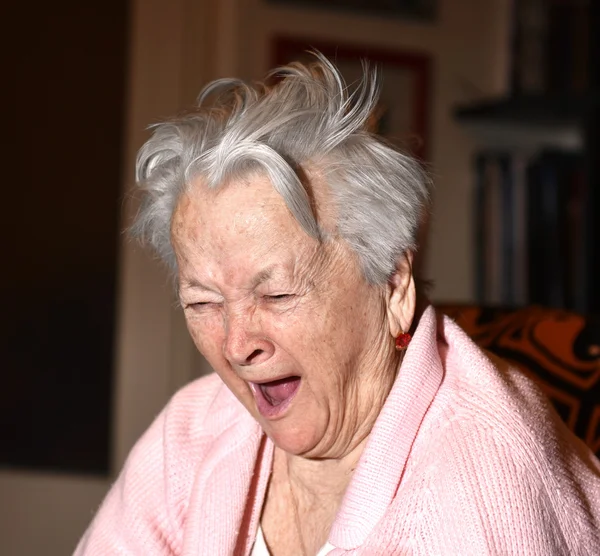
left=0, top=1, right=510, bottom=554
left=0, top=473, right=108, bottom=556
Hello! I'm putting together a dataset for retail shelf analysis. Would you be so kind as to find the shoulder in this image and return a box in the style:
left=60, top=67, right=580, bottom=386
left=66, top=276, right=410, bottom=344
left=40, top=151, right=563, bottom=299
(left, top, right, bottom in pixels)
left=75, top=373, right=251, bottom=554
left=432, top=311, right=574, bottom=445
left=156, top=372, right=254, bottom=484
left=122, top=372, right=234, bottom=466
left=406, top=314, right=600, bottom=552
left=125, top=371, right=248, bottom=494
left=437, top=315, right=594, bottom=469
left=435, top=313, right=599, bottom=488
left=161, top=372, right=243, bottom=443
left=128, top=372, right=241, bottom=461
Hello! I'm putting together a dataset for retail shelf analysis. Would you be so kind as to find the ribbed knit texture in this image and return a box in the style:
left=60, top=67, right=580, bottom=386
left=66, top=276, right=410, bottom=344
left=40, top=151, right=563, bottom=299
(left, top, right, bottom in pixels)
left=75, top=306, right=600, bottom=555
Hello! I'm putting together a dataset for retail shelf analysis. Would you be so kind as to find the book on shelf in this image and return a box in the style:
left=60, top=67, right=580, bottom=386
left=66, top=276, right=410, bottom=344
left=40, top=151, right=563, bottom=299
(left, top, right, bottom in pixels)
left=474, top=149, right=587, bottom=311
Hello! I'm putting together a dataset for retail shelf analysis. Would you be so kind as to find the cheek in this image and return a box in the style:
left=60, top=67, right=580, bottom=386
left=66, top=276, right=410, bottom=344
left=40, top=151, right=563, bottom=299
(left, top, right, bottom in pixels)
left=309, top=298, right=381, bottom=368
left=280, top=307, right=347, bottom=379
left=185, top=314, right=225, bottom=364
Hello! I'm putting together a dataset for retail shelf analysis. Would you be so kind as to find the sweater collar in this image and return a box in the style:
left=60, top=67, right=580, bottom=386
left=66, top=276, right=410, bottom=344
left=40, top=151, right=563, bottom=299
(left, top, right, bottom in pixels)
left=329, top=305, right=444, bottom=549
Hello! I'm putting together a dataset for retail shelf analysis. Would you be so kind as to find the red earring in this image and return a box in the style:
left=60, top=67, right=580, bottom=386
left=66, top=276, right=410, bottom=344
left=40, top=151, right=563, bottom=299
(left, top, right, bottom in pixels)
left=395, top=331, right=411, bottom=351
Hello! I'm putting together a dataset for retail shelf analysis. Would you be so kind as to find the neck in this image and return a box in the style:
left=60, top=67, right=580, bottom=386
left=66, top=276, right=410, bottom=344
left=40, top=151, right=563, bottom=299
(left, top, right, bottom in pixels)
left=276, top=436, right=367, bottom=507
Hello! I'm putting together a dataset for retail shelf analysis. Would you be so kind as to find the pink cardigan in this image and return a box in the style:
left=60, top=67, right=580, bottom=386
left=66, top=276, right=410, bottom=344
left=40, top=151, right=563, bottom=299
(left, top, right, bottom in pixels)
left=75, top=307, right=600, bottom=555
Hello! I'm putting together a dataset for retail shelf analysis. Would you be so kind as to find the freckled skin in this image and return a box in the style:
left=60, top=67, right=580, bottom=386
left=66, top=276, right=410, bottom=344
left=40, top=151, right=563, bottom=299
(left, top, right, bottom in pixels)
left=171, top=174, right=401, bottom=460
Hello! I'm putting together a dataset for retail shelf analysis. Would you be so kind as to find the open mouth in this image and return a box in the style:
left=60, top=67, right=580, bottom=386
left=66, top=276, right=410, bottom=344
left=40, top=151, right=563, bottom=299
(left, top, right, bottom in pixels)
left=251, top=376, right=301, bottom=418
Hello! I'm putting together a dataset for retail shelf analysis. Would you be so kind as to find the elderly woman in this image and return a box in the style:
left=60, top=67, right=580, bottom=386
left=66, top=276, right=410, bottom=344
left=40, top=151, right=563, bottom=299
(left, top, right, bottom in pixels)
left=76, top=57, right=600, bottom=555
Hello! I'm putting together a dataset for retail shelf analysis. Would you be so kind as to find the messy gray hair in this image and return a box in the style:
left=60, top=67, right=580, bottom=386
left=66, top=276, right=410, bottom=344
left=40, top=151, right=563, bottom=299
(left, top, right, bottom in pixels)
left=132, top=54, right=432, bottom=284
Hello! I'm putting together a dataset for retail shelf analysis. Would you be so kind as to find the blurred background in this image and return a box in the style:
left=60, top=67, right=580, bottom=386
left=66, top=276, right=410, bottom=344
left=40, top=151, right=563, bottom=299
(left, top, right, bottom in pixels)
left=2, top=0, right=598, bottom=553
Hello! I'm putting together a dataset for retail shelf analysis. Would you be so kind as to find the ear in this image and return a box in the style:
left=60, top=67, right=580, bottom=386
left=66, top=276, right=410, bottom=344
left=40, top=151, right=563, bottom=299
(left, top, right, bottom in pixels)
left=386, top=251, right=416, bottom=338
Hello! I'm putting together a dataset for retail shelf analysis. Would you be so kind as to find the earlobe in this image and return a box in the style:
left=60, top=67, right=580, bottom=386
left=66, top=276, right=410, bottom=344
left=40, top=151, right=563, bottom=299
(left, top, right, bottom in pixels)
left=386, top=252, right=416, bottom=339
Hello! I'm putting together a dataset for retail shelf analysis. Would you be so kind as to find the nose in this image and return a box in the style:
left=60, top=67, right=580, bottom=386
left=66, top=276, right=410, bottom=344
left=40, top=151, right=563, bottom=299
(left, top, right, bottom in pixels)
left=223, top=312, right=275, bottom=367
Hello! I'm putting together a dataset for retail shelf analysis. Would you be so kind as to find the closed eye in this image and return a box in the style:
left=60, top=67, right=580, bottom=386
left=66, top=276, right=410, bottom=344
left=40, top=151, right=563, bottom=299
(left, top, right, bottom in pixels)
left=265, top=294, right=294, bottom=302
left=185, top=301, right=216, bottom=310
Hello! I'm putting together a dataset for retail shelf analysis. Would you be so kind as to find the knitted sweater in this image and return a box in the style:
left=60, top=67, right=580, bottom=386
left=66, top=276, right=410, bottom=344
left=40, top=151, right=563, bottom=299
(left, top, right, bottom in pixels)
left=75, top=306, right=600, bottom=555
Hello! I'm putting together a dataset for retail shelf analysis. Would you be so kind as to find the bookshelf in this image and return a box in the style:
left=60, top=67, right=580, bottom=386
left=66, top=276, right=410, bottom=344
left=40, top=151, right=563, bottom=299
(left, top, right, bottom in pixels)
left=454, top=1, right=599, bottom=315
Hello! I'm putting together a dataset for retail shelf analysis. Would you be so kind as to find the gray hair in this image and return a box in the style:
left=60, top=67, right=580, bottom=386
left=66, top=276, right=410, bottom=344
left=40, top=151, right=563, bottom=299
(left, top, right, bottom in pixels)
left=132, top=54, right=432, bottom=284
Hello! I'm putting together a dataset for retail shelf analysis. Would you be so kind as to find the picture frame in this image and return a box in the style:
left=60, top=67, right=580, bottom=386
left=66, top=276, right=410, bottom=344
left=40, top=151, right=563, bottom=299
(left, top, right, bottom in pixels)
left=267, top=0, right=438, bottom=21
left=272, top=36, right=432, bottom=160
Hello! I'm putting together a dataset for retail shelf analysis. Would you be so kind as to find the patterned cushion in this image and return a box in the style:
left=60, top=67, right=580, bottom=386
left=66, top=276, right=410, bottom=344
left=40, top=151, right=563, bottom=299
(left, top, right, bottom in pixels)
left=436, top=304, right=600, bottom=458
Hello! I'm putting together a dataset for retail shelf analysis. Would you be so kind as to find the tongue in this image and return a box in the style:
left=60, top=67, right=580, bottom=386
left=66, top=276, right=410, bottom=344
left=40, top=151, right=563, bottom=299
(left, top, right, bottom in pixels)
left=261, top=377, right=300, bottom=406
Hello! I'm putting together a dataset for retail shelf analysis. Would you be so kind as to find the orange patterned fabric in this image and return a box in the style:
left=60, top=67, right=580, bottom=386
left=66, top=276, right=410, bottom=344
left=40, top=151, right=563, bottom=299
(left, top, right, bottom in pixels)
left=437, top=304, right=600, bottom=458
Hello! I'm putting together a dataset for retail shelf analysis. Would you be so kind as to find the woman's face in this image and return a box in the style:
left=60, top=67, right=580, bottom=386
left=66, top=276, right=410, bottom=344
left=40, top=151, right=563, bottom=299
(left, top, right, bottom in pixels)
left=172, top=174, right=399, bottom=459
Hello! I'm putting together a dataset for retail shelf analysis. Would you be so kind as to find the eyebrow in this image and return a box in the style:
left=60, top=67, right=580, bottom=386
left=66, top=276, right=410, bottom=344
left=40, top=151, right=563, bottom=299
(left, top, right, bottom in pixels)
left=249, top=266, right=276, bottom=289
left=179, top=265, right=283, bottom=292
left=179, top=277, right=210, bottom=291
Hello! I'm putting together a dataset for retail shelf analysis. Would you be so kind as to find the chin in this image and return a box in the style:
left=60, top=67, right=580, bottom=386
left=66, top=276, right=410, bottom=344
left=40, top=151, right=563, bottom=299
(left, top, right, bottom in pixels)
left=263, top=421, right=323, bottom=457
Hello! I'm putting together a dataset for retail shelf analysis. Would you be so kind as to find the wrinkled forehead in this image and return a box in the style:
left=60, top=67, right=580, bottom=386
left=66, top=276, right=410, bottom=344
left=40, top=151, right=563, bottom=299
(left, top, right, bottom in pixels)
left=173, top=174, right=300, bottom=237
left=172, top=163, right=341, bottom=240
left=170, top=173, right=328, bottom=275
left=169, top=172, right=360, bottom=293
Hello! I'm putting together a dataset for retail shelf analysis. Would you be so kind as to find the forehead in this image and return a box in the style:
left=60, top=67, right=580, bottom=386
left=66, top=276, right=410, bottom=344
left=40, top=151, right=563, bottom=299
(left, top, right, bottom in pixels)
left=173, top=174, right=306, bottom=241
left=171, top=174, right=321, bottom=276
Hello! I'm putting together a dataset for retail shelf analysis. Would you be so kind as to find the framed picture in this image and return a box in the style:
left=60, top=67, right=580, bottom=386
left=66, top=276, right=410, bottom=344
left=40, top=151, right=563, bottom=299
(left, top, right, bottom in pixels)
left=267, top=0, right=437, bottom=21
left=272, top=36, right=432, bottom=160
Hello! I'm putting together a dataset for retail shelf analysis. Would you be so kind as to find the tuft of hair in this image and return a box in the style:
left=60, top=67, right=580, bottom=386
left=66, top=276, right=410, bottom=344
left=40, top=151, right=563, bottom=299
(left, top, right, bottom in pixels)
left=132, top=52, right=432, bottom=284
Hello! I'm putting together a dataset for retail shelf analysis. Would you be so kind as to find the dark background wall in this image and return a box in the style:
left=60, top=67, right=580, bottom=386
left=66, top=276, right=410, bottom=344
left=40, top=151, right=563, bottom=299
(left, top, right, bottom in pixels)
left=3, top=2, right=129, bottom=473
